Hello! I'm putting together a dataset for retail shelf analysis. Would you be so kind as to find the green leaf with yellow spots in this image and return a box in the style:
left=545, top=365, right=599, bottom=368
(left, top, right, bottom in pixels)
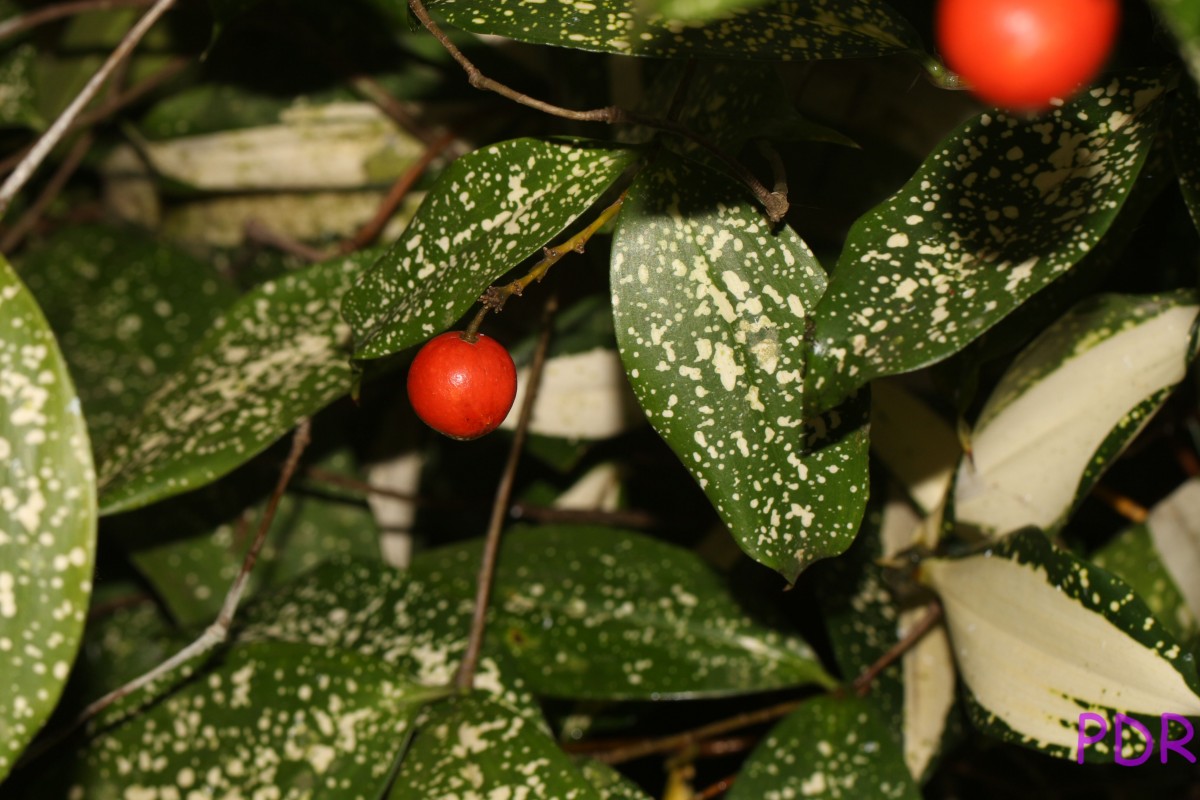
left=611, top=151, right=870, bottom=582
left=411, top=526, right=834, bottom=699
left=953, top=292, right=1200, bottom=539
left=1092, top=477, right=1200, bottom=644
left=425, top=0, right=924, bottom=61
left=0, top=255, right=96, bottom=783
left=391, top=692, right=603, bottom=800
left=726, top=694, right=922, bottom=800
left=15, top=224, right=237, bottom=459
left=97, top=251, right=377, bottom=515
left=577, top=759, right=653, bottom=800
left=0, top=44, right=45, bottom=130
left=922, top=529, right=1200, bottom=762
left=343, top=138, right=637, bottom=360
left=804, top=72, right=1168, bottom=415
left=122, top=450, right=382, bottom=628
left=60, top=641, right=444, bottom=798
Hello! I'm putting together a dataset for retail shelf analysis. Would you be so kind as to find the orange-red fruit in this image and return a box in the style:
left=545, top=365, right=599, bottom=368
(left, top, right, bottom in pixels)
left=936, top=0, right=1120, bottom=111
left=407, top=331, right=517, bottom=440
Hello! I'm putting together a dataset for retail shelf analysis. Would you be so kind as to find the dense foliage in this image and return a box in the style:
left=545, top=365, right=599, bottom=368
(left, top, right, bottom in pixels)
left=3, top=0, right=1200, bottom=797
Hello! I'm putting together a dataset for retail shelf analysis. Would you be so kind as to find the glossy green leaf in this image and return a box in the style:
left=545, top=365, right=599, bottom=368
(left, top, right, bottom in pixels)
left=126, top=451, right=382, bottom=628
left=0, top=44, right=44, bottom=130
left=954, top=292, right=1200, bottom=538
left=411, top=526, right=833, bottom=698
left=97, top=251, right=375, bottom=514
left=816, top=489, right=956, bottom=782
left=1147, top=1, right=1200, bottom=90
left=343, top=138, right=636, bottom=360
left=1169, top=85, right=1200, bottom=234
left=1092, top=477, right=1200, bottom=642
left=391, top=692, right=600, bottom=800
left=726, top=694, right=921, bottom=800
left=64, top=641, right=442, bottom=797
left=805, top=73, right=1167, bottom=414
left=577, top=759, right=653, bottom=800
left=611, top=151, right=869, bottom=581
left=426, top=0, right=924, bottom=61
left=0, top=256, right=96, bottom=782
left=646, top=0, right=774, bottom=22
left=922, top=530, right=1200, bottom=761
left=15, top=225, right=237, bottom=458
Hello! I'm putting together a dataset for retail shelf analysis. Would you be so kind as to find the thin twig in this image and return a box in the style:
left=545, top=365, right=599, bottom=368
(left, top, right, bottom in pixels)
left=508, top=503, right=659, bottom=530
left=464, top=191, right=626, bottom=339
left=756, top=138, right=788, bottom=197
left=0, top=0, right=178, bottom=218
left=694, top=773, right=738, bottom=800
left=338, top=129, right=457, bottom=254
left=0, top=56, right=189, bottom=178
left=406, top=0, right=787, bottom=222
left=243, top=219, right=329, bottom=262
left=1091, top=484, right=1149, bottom=525
left=852, top=600, right=943, bottom=697
left=0, top=0, right=154, bottom=41
left=17, top=420, right=312, bottom=767
left=455, top=294, right=559, bottom=691
left=594, top=697, right=805, bottom=765
left=302, top=465, right=425, bottom=505
left=0, top=130, right=94, bottom=253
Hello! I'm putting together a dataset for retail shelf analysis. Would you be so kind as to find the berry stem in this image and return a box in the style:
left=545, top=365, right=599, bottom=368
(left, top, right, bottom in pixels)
left=463, top=190, right=627, bottom=339
left=455, top=294, right=559, bottom=691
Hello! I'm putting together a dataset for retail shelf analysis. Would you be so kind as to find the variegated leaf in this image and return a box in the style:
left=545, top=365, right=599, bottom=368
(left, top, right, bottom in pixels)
left=1093, top=477, right=1200, bottom=642
left=500, top=348, right=644, bottom=440
left=726, top=694, right=921, bottom=800
left=805, top=73, right=1167, bottom=415
left=343, top=138, right=636, bottom=360
left=922, top=530, right=1200, bottom=762
left=97, top=252, right=375, bottom=514
left=870, top=380, right=959, bottom=514
left=954, top=292, right=1200, bottom=538
left=611, top=151, right=869, bottom=582
left=0, top=256, right=96, bottom=782
left=425, top=0, right=924, bottom=61
left=817, top=488, right=956, bottom=782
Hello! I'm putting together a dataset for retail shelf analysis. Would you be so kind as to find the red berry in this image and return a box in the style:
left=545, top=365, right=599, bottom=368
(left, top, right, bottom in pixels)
left=407, top=331, right=518, bottom=440
left=936, top=0, right=1120, bottom=111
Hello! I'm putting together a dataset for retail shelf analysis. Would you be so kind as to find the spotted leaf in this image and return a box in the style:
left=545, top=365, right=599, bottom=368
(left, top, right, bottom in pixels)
left=390, top=692, right=601, bottom=800
left=97, top=251, right=375, bottom=515
left=922, top=530, right=1200, bottom=762
left=15, top=224, right=237, bottom=459
left=343, top=138, right=636, bottom=360
left=577, top=759, right=653, bottom=800
left=122, top=450, right=382, bottom=628
left=726, top=694, right=921, bottom=800
left=62, top=641, right=444, bottom=798
left=805, top=73, right=1167, bottom=415
left=1092, top=477, right=1200, bottom=643
left=0, top=44, right=44, bottom=130
left=954, top=292, right=1200, bottom=538
left=816, top=488, right=957, bottom=782
left=411, top=526, right=833, bottom=698
left=0, top=256, right=96, bottom=782
left=611, top=151, right=869, bottom=582
left=425, top=0, right=924, bottom=61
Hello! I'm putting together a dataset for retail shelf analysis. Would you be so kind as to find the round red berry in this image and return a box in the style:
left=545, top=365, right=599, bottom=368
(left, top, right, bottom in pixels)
left=936, top=0, right=1120, bottom=111
left=407, top=331, right=518, bottom=440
